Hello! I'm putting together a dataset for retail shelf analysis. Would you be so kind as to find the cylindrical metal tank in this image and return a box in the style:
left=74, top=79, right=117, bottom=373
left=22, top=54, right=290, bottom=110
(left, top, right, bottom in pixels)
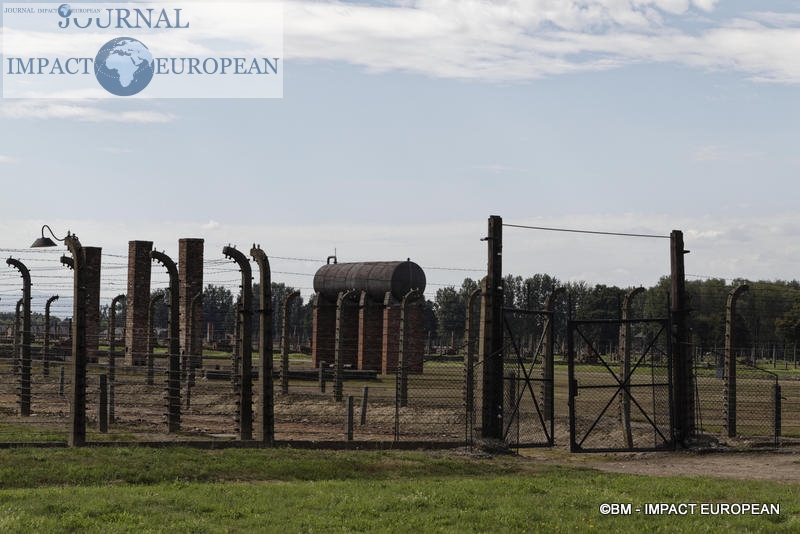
left=313, top=261, right=426, bottom=302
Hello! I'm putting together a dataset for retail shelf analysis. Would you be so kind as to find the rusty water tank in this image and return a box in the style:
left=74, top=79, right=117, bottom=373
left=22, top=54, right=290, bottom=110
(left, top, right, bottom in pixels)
left=313, top=261, right=426, bottom=302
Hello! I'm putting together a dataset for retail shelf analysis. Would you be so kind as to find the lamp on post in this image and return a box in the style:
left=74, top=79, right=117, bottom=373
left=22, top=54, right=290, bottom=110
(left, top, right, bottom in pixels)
left=31, top=225, right=87, bottom=447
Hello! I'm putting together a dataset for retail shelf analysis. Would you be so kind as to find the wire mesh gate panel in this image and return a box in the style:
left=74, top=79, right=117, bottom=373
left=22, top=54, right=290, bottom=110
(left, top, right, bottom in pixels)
left=693, top=348, right=782, bottom=447
left=501, top=308, right=555, bottom=448
left=568, top=318, right=674, bottom=453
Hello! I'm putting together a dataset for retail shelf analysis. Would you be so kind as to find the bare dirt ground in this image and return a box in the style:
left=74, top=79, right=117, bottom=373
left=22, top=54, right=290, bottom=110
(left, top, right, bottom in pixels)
left=516, top=442, right=800, bottom=483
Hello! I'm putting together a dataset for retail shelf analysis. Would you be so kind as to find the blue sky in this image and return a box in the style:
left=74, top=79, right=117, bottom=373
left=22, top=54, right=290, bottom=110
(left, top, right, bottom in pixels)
left=1, top=0, right=800, bottom=309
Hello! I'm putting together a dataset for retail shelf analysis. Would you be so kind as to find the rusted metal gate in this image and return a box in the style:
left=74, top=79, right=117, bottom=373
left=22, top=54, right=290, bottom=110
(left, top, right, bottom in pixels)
left=502, top=308, right=555, bottom=448
left=568, top=318, right=674, bottom=452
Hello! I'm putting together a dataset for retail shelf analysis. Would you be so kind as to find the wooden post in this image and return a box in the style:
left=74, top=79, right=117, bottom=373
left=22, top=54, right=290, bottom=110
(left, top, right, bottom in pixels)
left=670, top=230, right=692, bottom=444
left=479, top=215, right=504, bottom=440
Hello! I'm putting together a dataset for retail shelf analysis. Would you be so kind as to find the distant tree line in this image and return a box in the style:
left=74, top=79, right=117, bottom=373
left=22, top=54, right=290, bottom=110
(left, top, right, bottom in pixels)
left=3, top=275, right=799, bottom=354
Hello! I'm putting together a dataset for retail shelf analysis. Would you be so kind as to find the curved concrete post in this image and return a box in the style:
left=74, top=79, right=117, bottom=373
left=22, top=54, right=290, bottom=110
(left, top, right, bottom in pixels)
left=65, top=233, right=87, bottom=447
left=108, top=294, right=125, bottom=424
left=151, top=251, right=181, bottom=433
left=7, top=258, right=31, bottom=416
left=725, top=284, right=749, bottom=438
left=334, top=290, right=358, bottom=402
left=619, top=286, right=645, bottom=449
left=250, top=245, right=275, bottom=444
left=223, top=245, right=253, bottom=441
left=280, top=290, right=301, bottom=396
left=13, top=298, right=22, bottom=396
left=44, top=295, right=59, bottom=377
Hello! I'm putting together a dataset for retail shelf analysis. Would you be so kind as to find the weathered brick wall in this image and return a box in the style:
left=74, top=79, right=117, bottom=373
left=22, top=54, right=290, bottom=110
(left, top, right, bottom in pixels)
left=312, top=293, right=336, bottom=368
left=179, top=238, right=204, bottom=368
left=357, top=291, right=383, bottom=371
left=338, top=297, right=359, bottom=368
left=83, top=247, right=102, bottom=364
left=125, top=240, right=152, bottom=366
left=403, top=300, right=425, bottom=374
left=382, top=293, right=401, bottom=374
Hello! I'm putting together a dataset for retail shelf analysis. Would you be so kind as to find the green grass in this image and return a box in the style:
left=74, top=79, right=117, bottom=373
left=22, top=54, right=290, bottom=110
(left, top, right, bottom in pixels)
left=0, top=447, right=797, bottom=533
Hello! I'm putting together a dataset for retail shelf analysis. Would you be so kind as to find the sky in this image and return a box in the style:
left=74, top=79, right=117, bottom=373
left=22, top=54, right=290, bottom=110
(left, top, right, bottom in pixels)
left=1, top=0, right=800, bottom=312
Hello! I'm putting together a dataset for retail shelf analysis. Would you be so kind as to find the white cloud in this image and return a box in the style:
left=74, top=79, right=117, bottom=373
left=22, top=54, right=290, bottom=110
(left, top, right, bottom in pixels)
left=0, top=100, right=176, bottom=123
left=282, top=1, right=800, bottom=84
left=691, top=144, right=765, bottom=162
left=0, top=155, right=16, bottom=164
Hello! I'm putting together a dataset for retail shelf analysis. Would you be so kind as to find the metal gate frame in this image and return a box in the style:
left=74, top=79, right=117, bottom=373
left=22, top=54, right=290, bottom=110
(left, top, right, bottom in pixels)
left=568, top=318, right=675, bottom=453
left=502, top=308, right=554, bottom=448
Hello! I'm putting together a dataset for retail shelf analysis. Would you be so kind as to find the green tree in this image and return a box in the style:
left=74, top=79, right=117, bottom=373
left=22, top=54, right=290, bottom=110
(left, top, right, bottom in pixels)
left=776, top=298, right=800, bottom=344
left=202, top=284, right=234, bottom=342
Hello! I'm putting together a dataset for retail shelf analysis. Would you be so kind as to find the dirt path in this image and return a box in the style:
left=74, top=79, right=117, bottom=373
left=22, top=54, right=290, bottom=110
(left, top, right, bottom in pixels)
left=519, top=448, right=800, bottom=483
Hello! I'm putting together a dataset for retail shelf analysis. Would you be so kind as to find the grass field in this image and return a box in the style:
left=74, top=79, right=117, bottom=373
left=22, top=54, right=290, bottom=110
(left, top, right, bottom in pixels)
left=0, top=446, right=797, bottom=533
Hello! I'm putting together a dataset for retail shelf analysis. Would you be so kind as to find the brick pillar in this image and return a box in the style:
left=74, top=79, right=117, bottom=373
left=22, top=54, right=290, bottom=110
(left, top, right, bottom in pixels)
left=358, top=291, right=383, bottom=371
left=404, top=298, right=425, bottom=374
left=312, top=293, right=336, bottom=368
left=339, top=294, right=359, bottom=368
left=179, top=238, right=204, bottom=368
left=382, top=292, right=401, bottom=374
left=125, top=241, right=152, bottom=366
left=84, top=247, right=102, bottom=364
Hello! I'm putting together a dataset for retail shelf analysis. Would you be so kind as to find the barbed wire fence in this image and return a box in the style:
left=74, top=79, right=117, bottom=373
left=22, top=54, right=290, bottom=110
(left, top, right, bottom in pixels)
left=2, top=239, right=799, bottom=449
left=0, top=246, right=481, bottom=446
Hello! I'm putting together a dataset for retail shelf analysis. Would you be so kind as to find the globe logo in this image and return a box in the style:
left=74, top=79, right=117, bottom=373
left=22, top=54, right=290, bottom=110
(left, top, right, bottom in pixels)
left=94, top=38, right=154, bottom=96
left=58, top=4, right=72, bottom=17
